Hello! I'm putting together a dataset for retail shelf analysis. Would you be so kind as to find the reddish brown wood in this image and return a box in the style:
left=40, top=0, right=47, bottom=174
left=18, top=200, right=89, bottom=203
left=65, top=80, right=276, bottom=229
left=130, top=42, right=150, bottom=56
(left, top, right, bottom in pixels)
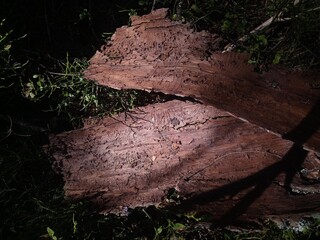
left=84, top=8, right=320, bottom=153
left=50, top=9, right=320, bottom=224
left=50, top=100, right=320, bottom=222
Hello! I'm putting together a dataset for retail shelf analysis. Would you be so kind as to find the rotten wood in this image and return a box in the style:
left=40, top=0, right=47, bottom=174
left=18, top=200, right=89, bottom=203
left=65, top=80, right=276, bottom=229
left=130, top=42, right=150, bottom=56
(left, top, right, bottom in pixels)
left=50, top=100, right=320, bottom=223
left=84, top=8, right=320, bottom=153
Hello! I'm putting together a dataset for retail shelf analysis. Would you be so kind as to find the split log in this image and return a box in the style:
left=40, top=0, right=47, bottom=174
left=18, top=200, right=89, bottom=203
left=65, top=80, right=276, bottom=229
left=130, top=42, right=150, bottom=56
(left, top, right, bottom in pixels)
left=84, top=8, right=320, bottom=153
left=50, top=100, right=320, bottom=223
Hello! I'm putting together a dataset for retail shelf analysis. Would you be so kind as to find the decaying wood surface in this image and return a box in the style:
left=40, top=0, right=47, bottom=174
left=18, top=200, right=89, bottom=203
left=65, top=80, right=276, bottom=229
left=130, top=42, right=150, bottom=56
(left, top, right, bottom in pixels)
left=50, top=100, right=320, bottom=223
left=84, top=8, right=320, bottom=153
left=50, top=8, right=320, bottom=224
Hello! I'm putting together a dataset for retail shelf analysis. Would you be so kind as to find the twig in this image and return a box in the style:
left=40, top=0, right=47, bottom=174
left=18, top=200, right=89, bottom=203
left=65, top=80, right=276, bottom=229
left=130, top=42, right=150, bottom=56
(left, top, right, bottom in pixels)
left=223, top=16, right=281, bottom=52
left=151, top=0, right=157, bottom=11
left=223, top=0, right=301, bottom=52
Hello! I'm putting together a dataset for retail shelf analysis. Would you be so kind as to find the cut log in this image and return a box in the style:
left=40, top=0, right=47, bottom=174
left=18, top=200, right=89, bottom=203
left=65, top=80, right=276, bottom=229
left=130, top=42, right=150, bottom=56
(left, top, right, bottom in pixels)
left=50, top=100, right=320, bottom=223
left=84, top=8, right=320, bottom=153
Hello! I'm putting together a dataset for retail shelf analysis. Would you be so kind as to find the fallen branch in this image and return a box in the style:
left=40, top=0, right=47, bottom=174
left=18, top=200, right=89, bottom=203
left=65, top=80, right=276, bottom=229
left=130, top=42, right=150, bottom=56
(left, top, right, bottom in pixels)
left=223, top=0, right=302, bottom=52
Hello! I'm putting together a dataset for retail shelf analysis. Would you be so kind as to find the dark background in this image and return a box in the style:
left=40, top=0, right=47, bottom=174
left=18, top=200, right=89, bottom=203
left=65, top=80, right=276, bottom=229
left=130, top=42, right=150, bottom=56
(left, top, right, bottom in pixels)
left=1, top=0, right=143, bottom=58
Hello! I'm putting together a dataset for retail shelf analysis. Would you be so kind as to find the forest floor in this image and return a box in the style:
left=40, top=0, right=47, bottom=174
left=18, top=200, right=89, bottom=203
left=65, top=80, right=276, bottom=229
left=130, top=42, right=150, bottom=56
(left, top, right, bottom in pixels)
left=0, top=0, right=320, bottom=239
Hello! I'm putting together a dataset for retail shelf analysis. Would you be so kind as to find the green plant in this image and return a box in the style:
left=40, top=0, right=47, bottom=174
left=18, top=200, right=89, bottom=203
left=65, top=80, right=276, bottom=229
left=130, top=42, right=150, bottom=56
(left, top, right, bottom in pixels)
left=22, top=55, right=93, bottom=109
left=0, top=19, right=25, bottom=88
left=236, top=0, right=320, bottom=70
left=142, top=208, right=186, bottom=239
left=0, top=19, right=13, bottom=85
left=46, top=227, right=59, bottom=240
left=22, top=54, right=142, bottom=127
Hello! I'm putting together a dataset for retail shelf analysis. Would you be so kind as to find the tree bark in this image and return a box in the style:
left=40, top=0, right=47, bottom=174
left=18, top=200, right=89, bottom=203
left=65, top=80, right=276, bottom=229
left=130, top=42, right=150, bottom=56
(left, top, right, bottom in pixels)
left=84, top=8, right=320, bottom=153
left=50, top=100, right=320, bottom=223
left=50, top=8, right=320, bottom=224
